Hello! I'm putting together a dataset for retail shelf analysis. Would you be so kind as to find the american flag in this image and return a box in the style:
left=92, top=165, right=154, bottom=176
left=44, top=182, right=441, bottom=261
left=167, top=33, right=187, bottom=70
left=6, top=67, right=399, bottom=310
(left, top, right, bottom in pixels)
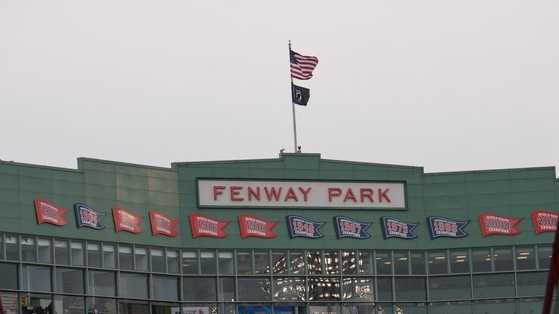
left=290, top=50, right=319, bottom=80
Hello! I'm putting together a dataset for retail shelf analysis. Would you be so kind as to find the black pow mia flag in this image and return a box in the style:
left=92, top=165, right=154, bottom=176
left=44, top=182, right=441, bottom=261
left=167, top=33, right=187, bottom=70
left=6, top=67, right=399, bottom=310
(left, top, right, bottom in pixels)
left=291, top=83, right=310, bottom=106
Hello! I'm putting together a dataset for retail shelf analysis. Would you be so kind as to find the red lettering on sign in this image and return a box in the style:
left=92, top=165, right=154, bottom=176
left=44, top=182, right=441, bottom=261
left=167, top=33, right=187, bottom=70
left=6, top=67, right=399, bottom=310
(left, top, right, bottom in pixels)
left=328, top=187, right=342, bottom=202
left=230, top=186, right=244, bottom=201
left=264, top=187, right=282, bottom=201
left=284, top=187, right=298, bottom=202
left=248, top=186, right=260, bottom=201
left=360, top=188, right=374, bottom=203
left=298, top=187, right=311, bottom=202
left=379, top=188, right=391, bottom=203
left=213, top=186, right=225, bottom=201
left=343, top=188, right=357, bottom=203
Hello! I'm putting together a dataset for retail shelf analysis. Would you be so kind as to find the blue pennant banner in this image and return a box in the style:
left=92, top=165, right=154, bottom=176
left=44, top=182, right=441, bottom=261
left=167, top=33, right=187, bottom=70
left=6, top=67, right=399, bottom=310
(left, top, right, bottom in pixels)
left=74, top=203, right=105, bottom=230
left=286, top=215, right=324, bottom=239
left=381, top=217, right=418, bottom=239
left=427, top=216, right=469, bottom=239
left=334, top=216, right=371, bottom=239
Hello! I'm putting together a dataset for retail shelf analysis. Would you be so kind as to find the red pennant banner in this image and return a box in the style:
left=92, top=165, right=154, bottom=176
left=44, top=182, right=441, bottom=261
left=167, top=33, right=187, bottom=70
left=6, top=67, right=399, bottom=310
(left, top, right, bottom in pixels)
left=189, top=214, right=229, bottom=238
left=34, top=199, right=68, bottom=226
left=149, top=211, right=178, bottom=237
left=112, top=208, right=143, bottom=234
left=238, top=215, right=278, bottom=239
left=531, top=210, right=559, bottom=234
left=479, top=213, right=522, bottom=237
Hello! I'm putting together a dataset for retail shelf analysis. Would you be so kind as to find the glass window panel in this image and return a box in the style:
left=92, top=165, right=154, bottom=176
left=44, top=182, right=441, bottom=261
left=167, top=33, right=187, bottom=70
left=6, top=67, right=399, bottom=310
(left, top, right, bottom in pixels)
left=152, top=304, right=180, bottom=314
left=182, top=251, right=198, bottom=274
left=429, top=275, right=471, bottom=301
left=218, top=251, right=234, bottom=275
left=0, top=262, right=18, bottom=289
left=118, top=300, right=149, bottom=314
left=473, top=273, right=515, bottom=298
left=493, top=247, right=513, bottom=271
left=55, top=268, right=84, bottom=293
left=71, top=241, right=84, bottom=266
left=342, top=304, right=375, bottom=314
left=200, top=250, right=216, bottom=274
left=450, top=250, right=469, bottom=273
left=134, top=247, right=148, bottom=271
left=472, top=248, right=491, bottom=272
left=183, top=277, right=217, bottom=301
left=272, top=250, right=287, bottom=275
left=394, top=251, right=409, bottom=275
left=5, top=235, right=18, bottom=261
left=88, top=271, right=116, bottom=296
left=428, top=250, right=448, bottom=274
left=394, top=277, right=426, bottom=301
left=393, top=303, right=428, bottom=314
left=87, top=243, right=101, bottom=267
left=54, top=295, right=84, bottom=314
left=517, top=272, right=547, bottom=296
left=290, top=251, right=305, bottom=274
left=0, top=234, right=4, bottom=260
left=55, top=239, right=69, bottom=265
left=429, top=302, right=472, bottom=314
left=151, top=275, right=178, bottom=301
left=21, top=237, right=36, bottom=262
left=151, top=248, right=165, bottom=272
left=377, top=277, right=393, bottom=301
left=87, top=297, right=117, bottom=314
left=472, top=299, right=515, bottom=313
left=254, top=250, right=270, bottom=274
left=306, top=250, right=323, bottom=275
left=167, top=249, right=179, bottom=273
left=238, top=277, right=272, bottom=301
left=358, top=250, right=371, bottom=274
left=37, top=238, right=51, bottom=263
left=0, top=292, right=17, bottom=314
left=273, top=277, right=306, bottom=301
left=219, top=277, right=235, bottom=302
left=118, top=273, right=148, bottom=299
left=342, top=251, right=357, bottom=274
left=516, top=246, right=536, bottom=270
left=182, top=304, right=218, bottom=314
left=21, top=294, right=52, bottom=314
left=324, top=250, right=340, bottom=275
left=22, top=265, right=51, bottom=292
left=103, top=244, right=115, bottom=268
left=539, top=245, right=552, bottom=269
left=308, top=277, right=340, bottom=301
left=411, top=251, right=425, bottom=275
left=516, top=298, right=543, bottom=314
left=118, top=246, right=133, bottom=270
left=237, top=250, right=252, bottom=275
left=342, top=277, right=374, bottom=301
left=375, top=251, right=392, bottom=275
left=309, top=304, right=340, bottom=314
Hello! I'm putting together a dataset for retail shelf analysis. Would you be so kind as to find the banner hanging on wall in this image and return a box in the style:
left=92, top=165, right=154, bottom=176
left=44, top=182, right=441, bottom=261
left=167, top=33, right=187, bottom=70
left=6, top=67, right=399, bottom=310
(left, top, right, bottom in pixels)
left=531, top=210, right=558, bottom=234
left=334, top=216, right=371, bottom=239
left=238, top=215, right=278, bottom=239
left=286, top=215, right=324, bottom=239
left=189, top=214, right=229, bottom=238
left=427, top=216, right=469, bottom=239
left=112, top=208, right=143, bottom=234
left=34, top=199, right=67, bottom=226
left=479, top=213, right=522, bottom=237
left=380, top=217, right=418, bottom=239
left=74, top=203, right=105, bottom=230
left=149, top=211, right=178, bottom=237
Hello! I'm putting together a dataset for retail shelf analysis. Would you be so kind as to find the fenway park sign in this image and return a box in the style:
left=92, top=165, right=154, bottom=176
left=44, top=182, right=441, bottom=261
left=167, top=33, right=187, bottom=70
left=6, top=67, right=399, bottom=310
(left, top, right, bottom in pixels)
left=197, top=179, right=406, bottom=209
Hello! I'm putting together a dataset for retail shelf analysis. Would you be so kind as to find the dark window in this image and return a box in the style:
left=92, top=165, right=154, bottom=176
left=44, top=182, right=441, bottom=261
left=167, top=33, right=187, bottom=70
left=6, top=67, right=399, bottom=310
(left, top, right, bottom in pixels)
left=219, top=251, right=234, bottom=275
left=118, top=300, right=149, bottom=314
left=517, top=272, right=547, bottom=296
left=493, top=247, right=513, bottom=271
left=0, top=234, right=3, bottom=259
left=152, top=304, right=179, bottom=314
left=54, top=295, right=84, bottom=314
left=308, top=277, right=340, bottom=301
left=151, top=275, right=178, bottom=301
left=538, top=245, right=552, bottom=269
left=341, top=251, right=357, bottom=275
left=118, top=273, right=148, bottom=299
left=151, top=248, right=165, bottom=272
left=0, top=292, right=17, bottom=313
left=472, top=248, right=491, bottom=272
left=200, top=251, right=216, bottom=274
left=167, top=249, right=179, bottom=273
left=134, top=247, right=148, bottom=271
left=87, top=297, right=117, bottom=314
left=324, top=250, right=340, bottom=275
left=87, top=243, right=101, bottom=267
left=21, top=237, right=36, bottom=262
left=375, top=250, right=392, bottom=275
left=55, top=240, right=69, bottom=265
left=450, top=250, right=469, bottom=273
left=237, top=250, right=252, bottom=275
left=22, top=265, right=51, bottom=292
left=342, top=277, right=374, bottom=301
left=118, top=246, right=133, bottom=270
left=429, top=275, right=471, bottom=301
left=290, top=251, right=305, bottom=274
left=306, top=250, right=323, bottom=275
left=516, top=246, right=536, bottom=270
left=394, top=251, right=409, bottom=275
left=272, top=250, right=287, bottom=275
left=182, top=251, right=198, bottom=274
left=238, top=278, right=272, bottom=301
left=428, top=250, right=448, bottom=274
left=88, top=271, right=116, bottom=296
left=219, top=277, right=235, bottom=302
left=395, top=277, right=426, bottom=301
left=411, top=251, right=425, bottom=274
left=0, top=262, right=18, bottom=289
left=37, top=238, right=51, bottom=263
left=273, top=277, right=306, bottom=301
left=5, top=235, right=18, bottom=261
left=103, top=244, right=115, bottom=268
left=55, top=268, right=84, bottom=293
left=254, top=250, right=270, bottom=274
left=21, top=294, right=52, bottom=314
left=71, top=241, right=84, bottom=266
left=377, top=277, right=393, bottom=301
left=183, top=277, right=216, bottom=301
left=473, top=273, right=515, bottom=298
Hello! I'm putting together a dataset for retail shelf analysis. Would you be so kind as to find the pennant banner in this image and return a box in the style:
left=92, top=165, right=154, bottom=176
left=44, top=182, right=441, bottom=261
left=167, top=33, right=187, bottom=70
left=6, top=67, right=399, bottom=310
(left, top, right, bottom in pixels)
left=112, top=208, right=143, bottom=234
left=149, top=211, right=178, bottom=237
left=531, top=210, right=558, bottom=234
left=479, top=213, right=522, bottom=237
left=34, top=199, right=67, bottom=226
left=381, top=217, right=417, bottom=239
left=189, top=214, right=229, bottom=238
left=334, top=216, right=371, bottom=239
left=238, top=215, right=278, bottom=239
left=74, top=202, right=105, bottom=230
left=286, top=215, right=324, bottom=239
left=427, top=216, right=469, bottom=239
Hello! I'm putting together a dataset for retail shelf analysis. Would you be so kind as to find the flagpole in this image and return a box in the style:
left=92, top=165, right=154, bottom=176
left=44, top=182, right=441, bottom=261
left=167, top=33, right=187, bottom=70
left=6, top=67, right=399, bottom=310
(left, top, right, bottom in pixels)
left=289, top=40, right=298, bottom=153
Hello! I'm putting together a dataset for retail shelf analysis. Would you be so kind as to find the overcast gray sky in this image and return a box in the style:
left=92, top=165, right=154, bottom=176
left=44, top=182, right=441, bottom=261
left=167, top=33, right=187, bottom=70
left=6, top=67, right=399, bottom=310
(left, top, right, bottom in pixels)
left=1, top=0, right=557, bottom=173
